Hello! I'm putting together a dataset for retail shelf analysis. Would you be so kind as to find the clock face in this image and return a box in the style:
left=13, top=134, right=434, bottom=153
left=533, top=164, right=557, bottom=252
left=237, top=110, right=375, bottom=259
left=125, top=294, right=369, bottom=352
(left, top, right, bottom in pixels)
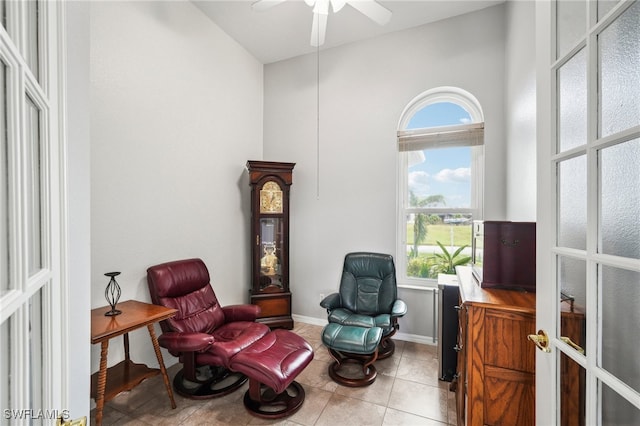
left=259, top=181, right=283, bottom=214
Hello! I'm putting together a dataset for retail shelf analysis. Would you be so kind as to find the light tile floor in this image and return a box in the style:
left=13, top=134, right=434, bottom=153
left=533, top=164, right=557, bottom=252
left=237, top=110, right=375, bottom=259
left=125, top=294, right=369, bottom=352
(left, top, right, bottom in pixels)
left=90, top=323, right=457, bottom=425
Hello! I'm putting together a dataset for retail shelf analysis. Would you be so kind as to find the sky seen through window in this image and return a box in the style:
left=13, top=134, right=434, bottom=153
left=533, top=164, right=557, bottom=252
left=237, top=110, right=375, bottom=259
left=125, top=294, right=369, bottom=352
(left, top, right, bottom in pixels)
left=406, top=102, right=472, bottom=208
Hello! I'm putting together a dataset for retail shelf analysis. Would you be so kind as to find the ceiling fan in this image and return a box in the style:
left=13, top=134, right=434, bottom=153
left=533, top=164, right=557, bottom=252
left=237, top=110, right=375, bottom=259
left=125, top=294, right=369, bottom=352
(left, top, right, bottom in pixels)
left=252, top=0, right=392, bottom=47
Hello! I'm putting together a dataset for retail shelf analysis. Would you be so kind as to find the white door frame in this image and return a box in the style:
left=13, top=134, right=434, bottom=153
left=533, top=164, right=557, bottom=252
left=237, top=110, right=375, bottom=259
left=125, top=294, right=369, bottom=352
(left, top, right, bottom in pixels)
left=0, top=1, right=68, bottom=423
left=536, top=1, right=640, bottom=424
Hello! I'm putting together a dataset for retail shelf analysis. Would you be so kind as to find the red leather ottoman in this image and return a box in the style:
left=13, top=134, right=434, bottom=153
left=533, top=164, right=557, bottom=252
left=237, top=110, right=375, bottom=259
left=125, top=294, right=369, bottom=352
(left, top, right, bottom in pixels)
left=229, top=329, right=314, bottom=419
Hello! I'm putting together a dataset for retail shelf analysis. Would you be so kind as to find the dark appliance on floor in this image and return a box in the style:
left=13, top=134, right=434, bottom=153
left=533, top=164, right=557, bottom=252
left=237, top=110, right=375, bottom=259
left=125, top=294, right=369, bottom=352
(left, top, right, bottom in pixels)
left=438, top=279, right=459, bottom=382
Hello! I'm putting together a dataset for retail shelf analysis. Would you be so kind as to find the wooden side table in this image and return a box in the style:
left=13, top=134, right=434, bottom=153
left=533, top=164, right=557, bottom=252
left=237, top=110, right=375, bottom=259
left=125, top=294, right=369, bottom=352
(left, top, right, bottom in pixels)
left=90, top=300, right=177, bottom=426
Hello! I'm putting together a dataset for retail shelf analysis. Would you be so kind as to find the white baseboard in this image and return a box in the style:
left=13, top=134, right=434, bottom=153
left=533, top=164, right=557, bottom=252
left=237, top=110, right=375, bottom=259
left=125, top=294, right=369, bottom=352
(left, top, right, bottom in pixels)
left=292, top=314, right=437, bottom=346
left=292, top=314, right=327, bottom=327
left=395, top=331, right=437, bottom=346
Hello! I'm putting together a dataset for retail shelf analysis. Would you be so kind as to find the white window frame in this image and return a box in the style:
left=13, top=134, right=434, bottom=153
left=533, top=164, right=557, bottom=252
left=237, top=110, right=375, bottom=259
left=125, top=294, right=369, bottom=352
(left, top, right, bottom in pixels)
left=396, top=87, right=484, bottom=287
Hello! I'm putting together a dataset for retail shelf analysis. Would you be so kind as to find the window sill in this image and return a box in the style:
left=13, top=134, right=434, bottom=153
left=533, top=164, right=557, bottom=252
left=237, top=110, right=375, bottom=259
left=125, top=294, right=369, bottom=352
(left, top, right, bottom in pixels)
left=397, top=280, right=438, bottom=291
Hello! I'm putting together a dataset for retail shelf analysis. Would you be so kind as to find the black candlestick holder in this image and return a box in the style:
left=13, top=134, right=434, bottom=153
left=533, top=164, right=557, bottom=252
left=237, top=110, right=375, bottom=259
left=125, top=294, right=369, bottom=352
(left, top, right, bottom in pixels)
left=104, top=272, right=122, bottom=316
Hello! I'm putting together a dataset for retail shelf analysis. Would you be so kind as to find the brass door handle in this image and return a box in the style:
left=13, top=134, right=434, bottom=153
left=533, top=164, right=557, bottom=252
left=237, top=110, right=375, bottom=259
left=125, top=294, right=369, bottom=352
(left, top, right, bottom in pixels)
left=528, top=330, right=585, bottom=355
left=527, top=330, right=551, bottom=353
left=560, top=336, right=585, bottom=354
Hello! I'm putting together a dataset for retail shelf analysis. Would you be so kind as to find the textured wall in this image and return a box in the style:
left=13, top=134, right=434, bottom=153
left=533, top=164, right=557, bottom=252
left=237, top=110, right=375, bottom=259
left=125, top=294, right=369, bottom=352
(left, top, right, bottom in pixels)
left=264, top=4, right=511, bottom=339
left=89, top=0, right=263, bottom=374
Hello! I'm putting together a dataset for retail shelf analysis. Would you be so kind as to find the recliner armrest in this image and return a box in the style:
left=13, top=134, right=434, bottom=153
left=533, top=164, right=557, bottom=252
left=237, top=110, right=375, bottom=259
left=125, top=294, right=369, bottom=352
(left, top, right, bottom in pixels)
left=320, top=293, right=341, bottom=310
left=158, top=331, right=214, bottom=353
left=391, top=299, right=408, bottom=318
left=222, top=304, right=261, bottom=322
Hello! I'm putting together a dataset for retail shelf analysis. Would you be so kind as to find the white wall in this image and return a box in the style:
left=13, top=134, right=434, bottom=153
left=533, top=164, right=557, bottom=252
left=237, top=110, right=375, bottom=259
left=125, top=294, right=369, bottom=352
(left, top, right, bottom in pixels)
left=505, top=1, right=537, bottom=220
left=71, top=4, right=539, bottom=416
left=264, top=4, right=508, bottom=338
left=89, top=0, right=263, bottom=378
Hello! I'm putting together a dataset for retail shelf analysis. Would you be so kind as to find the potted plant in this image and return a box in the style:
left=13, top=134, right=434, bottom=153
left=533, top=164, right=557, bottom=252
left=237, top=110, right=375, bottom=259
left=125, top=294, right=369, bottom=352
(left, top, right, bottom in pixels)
left=430, top=241, right=471, bottom=277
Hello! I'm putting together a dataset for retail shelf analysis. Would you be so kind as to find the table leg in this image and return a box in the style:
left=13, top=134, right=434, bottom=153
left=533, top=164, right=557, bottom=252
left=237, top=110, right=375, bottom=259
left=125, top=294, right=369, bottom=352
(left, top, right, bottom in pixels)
left=123, top=332, right=130, bottom=363
left=95, top=340, right=109, bottom=426
left=147, top=324, right=177, bottom=409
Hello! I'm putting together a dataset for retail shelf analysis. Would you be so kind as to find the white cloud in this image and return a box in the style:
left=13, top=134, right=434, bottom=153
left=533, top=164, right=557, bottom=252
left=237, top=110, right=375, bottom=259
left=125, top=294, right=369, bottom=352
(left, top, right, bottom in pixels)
left=408, top=171, right=430, bottom=196
left=434, top=167, right=470, bottom=183
left=459, top=117, right=471, bottom=124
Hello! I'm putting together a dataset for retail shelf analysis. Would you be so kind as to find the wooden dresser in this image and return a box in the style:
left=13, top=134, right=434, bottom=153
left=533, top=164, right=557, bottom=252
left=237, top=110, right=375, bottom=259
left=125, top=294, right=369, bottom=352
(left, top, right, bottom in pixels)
left=455, top=266, right=536, bottom=426
left=454, top=267, right=585, bottom=426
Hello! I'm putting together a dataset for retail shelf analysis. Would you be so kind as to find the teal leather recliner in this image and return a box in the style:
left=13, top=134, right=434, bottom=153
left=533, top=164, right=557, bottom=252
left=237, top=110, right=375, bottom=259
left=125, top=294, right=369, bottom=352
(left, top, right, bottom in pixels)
left=320, top=252, right=408, bottom=358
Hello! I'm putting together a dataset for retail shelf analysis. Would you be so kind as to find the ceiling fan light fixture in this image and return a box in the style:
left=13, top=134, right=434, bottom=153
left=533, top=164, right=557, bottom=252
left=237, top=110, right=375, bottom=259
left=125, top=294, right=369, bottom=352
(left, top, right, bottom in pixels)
left=252, top=0, right=392, bottom=47
left=313, top=0, right=330, bottom=15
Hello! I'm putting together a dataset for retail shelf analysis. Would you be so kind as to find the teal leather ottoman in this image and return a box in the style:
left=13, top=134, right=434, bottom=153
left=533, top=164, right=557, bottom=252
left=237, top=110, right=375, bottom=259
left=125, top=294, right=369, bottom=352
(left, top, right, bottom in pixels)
left=321, top=323, right=383, bottom=387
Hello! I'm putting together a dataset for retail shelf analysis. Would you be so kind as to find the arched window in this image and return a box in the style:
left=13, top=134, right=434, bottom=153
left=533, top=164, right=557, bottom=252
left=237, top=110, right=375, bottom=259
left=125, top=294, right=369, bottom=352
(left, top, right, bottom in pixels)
left=397, top=87, right=484, bottom=284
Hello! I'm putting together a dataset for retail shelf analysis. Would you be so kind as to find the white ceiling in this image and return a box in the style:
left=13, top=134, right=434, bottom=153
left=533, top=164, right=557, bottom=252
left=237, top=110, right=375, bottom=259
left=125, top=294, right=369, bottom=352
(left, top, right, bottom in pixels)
left=193, top=0, right=505, bottom=64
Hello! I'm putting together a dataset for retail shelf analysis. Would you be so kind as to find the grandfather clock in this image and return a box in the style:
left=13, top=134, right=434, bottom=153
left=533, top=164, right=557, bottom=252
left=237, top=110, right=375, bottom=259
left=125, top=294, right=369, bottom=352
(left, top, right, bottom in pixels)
left=246, top=161, right=295, bottom=329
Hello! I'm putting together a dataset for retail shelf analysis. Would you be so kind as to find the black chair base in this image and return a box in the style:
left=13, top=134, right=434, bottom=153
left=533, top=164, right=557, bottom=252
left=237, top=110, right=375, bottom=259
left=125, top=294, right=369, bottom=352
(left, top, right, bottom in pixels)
left=377, top=337, right=395, bottom=360
left=327, top=348, right=378, bottom=387
left=243, top=379, right=306, bottom=419
left=173, top=366, right=247, bottom=399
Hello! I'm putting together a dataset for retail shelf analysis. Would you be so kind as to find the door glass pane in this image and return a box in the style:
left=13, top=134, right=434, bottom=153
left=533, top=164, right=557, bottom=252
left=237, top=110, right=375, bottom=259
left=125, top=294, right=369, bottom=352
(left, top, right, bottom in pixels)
left=25, top=0, right=39, bottom=81
left=29, top=288, right=44, bottom=414
left=600, top=381, right=640, bottom=424
left=558, top=156, right=587, bottom=249
left=26, top=95, right=42, bottom=276
left=600, top=139, right=640, bottom=259
left=558, top=256, right=587, bottom=354
left=0, top=60, right=8, bottom=296
left=558, top=49, right=587, bottom=153
left=599, top=1, right=640, bottom=138
left=599, top=266, right=640, bottom=393
left=0, top=317, right=11, bottom=412
left=598, top=0, right=620, bottom=21
left=556, top=0, right=586, bottom=59
left=559, top=353, right=586, bottom=426
left=259, top=218, right=283, bottom=290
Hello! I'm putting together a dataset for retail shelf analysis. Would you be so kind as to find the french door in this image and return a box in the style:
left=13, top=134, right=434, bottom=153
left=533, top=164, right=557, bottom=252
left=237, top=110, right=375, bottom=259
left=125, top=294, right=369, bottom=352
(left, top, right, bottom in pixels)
left=536, top=0, right=640, bottom=425
left=0, top=1, right=66, bottom=424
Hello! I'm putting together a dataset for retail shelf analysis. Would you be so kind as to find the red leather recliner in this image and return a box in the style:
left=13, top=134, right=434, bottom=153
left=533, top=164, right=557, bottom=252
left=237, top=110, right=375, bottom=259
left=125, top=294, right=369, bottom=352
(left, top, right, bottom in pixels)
left=147, top=258, right=270, bottom=399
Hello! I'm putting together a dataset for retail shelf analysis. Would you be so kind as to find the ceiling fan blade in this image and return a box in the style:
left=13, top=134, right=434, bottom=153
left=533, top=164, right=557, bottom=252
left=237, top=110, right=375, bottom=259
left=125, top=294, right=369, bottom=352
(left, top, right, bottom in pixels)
left=251, top=0, right=287, bottom=12
left=310, top=12, right=328, bottom=47
left=330, top=0, right=346, bottom=13
left=347, top=0, right=392, bottom=25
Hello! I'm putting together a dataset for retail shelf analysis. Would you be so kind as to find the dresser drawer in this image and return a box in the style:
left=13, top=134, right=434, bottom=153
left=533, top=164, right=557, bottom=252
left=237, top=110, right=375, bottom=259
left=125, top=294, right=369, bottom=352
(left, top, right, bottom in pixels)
left=484, top=308, right=535, bottom=373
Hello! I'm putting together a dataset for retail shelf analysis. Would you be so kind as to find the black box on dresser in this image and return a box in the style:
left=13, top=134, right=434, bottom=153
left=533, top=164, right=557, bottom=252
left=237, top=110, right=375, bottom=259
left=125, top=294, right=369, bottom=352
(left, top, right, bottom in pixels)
left=471, top=220, right=536, bottom=292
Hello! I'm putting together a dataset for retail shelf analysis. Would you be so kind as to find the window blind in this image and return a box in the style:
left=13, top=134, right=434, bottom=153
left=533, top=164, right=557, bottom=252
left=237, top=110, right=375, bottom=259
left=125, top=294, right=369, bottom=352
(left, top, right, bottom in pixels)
left=398, top=122, right=484, bottom=151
